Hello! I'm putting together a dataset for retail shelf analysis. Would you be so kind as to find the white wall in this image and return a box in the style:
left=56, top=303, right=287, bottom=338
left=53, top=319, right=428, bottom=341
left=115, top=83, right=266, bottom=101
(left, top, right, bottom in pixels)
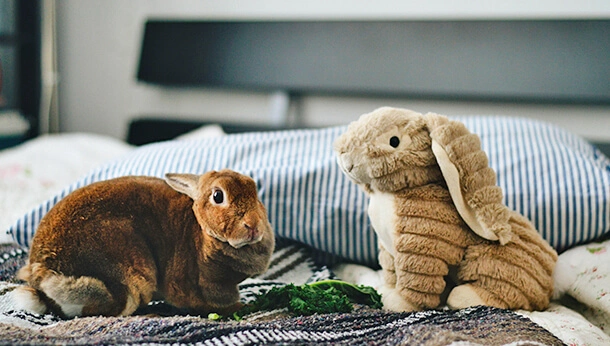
left=55, top=0, right=610, bottom=142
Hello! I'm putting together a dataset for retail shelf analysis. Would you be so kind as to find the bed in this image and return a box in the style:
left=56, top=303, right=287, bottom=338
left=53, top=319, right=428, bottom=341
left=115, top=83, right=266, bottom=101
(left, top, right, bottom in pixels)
left=0, top=113, right=609, bottom=345
left=1, top=17, right=610, bottom=345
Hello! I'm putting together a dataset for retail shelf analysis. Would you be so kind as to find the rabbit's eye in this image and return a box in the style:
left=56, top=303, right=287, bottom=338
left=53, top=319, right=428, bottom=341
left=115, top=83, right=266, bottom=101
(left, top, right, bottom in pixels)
left=212, top=189, right=224, bottom=204
left=389, top=136, right=400, bottom=148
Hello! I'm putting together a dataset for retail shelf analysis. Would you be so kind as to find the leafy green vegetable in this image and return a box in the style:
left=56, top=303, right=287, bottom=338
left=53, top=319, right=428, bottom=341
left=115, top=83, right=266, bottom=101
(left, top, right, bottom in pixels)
left=233, top=279, right=382, bottom=320
left=308, top=279, right=383, bottom=309
left=207, top=312, right=221, bottom=321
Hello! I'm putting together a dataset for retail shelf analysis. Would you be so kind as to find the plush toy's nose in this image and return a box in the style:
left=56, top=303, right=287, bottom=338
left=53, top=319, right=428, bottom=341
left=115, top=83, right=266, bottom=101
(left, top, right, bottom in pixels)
left=336, top=154, right=354, bottom=174
left=336, top=154, right=371, bottom=186
left=342, top=156, right=354, bottom=172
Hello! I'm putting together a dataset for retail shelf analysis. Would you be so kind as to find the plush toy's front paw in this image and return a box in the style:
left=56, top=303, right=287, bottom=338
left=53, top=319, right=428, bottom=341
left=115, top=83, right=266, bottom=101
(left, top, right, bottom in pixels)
left=379, top=285, right=418, bottom=312
left=332, top=263, right=384, bottom=289
left=446, top=284, right=487, bottom=309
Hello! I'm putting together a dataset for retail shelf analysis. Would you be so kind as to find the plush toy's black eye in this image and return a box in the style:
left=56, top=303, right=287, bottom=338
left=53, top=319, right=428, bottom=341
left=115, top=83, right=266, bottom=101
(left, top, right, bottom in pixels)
left=389, top=136, right=400, bottom=148
left=212, top=189, right=224, bottom=204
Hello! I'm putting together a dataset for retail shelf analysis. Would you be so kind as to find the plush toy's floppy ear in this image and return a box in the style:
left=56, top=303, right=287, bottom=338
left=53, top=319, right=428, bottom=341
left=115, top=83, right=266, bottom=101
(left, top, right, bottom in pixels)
left=425, top=113, right=513, bottom=244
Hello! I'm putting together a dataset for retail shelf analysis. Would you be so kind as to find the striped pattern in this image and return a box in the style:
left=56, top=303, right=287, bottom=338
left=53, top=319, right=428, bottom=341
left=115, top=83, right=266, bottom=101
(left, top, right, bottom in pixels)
left=8, top=116, right=610, bottom=265
left=465, top=116, right=610, bottom=252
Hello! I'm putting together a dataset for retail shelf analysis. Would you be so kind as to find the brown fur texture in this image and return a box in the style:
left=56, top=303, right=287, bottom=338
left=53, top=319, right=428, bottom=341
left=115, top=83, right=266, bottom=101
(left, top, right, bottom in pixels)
left=16, top=169, right=274, bottom=318
left=334, top=107, right=557, bottom=312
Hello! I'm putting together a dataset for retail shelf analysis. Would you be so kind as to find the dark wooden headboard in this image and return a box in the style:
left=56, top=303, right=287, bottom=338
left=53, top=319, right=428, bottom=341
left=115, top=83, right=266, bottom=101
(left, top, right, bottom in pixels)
left=137, top=19, right=610, bottom=105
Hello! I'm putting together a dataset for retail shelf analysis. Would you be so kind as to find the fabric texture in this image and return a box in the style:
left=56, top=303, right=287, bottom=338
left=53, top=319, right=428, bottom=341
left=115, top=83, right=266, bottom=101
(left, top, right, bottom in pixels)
left=0, top=243, right=565, bottom=346
left=8, top=116, right=610, bottom=266
left=0, top=133, right=132, bottom=243
left=552, top=236, right=610, bottom=333
left=0, top=306, right=564, bottom=346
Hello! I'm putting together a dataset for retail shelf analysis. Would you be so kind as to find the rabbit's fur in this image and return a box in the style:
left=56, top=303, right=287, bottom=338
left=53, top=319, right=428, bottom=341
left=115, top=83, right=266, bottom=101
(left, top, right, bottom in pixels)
left=15, top=169, right=274, bottom=317
left=334, top=107, right=557, bottom=311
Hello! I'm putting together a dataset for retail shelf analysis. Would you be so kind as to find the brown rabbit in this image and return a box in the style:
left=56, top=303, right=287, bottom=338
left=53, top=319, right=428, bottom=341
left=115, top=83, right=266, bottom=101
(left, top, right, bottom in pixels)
left=15, top=169, right=275, bottom=318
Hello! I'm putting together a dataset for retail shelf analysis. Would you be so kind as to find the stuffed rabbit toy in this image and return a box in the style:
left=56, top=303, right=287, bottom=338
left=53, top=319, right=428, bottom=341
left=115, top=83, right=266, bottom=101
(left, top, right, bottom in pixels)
left=334, top=107, right=557, bottom=312
left=16, top=169, right=274, bottom=317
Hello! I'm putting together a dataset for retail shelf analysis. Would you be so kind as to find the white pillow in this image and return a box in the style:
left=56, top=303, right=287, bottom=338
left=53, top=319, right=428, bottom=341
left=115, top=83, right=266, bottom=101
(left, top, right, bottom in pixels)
left=8, top=116, right=610, bottom=266
left=174, top=124, right=226, bottom=141
left=0, top=134, right=132, bottom=243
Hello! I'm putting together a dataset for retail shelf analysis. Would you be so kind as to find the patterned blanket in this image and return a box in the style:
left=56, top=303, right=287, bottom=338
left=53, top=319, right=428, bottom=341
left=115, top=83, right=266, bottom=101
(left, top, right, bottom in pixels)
left=0, top=243, right=565, bottom=345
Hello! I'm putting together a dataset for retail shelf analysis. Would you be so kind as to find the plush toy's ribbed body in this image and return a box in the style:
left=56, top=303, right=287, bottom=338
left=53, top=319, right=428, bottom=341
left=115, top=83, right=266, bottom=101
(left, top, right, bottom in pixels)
left=373, top=180, right=556, bottom=311
left=335, top=107, right=557, bottom=312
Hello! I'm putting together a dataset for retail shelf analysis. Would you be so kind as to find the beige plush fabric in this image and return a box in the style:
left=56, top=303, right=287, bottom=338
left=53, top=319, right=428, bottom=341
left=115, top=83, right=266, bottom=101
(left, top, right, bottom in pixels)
left=334, top=107, right=557, bottom=311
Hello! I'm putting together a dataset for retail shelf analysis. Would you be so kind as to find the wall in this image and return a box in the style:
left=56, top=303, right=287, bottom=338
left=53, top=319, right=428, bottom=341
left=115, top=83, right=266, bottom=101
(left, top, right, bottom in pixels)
left=55, top=0, right=610, bottom=142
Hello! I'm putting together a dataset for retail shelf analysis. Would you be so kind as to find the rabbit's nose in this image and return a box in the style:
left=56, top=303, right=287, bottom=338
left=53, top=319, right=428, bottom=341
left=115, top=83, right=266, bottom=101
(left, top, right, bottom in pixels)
left=245, top=223, right=261, bottom=241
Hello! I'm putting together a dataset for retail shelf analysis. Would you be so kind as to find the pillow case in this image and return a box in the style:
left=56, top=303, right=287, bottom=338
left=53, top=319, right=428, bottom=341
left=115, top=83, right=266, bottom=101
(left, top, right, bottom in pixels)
left=8, top=116, right=610, bottom=267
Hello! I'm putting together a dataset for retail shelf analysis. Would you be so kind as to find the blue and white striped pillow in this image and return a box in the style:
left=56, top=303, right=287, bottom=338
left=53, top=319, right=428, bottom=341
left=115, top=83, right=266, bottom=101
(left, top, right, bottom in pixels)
left=8, top=116, right=610, bottom=266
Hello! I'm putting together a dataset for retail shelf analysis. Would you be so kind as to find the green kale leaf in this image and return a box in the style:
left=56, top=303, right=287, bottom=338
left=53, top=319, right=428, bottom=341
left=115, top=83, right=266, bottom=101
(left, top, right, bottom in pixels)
left=233, top=279, right=382, bottom=320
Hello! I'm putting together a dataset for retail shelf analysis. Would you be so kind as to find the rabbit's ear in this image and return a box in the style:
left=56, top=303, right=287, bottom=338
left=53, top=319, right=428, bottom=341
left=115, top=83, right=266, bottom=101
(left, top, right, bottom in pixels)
left=165, top=173, right=201, bottom=200
left=425, top=113, right=512, bottom=244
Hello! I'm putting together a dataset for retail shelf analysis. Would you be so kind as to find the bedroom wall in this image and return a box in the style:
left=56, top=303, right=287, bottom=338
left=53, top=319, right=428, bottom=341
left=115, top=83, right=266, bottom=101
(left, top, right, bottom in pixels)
left=54, top=0, right=610, bottom=143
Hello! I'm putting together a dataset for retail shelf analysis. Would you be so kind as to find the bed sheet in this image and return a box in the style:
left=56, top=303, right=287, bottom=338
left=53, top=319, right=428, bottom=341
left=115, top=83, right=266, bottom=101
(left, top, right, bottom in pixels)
left=0, top=133, right=133, bottom=243
left=0, top=131, right=609, bottom=345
